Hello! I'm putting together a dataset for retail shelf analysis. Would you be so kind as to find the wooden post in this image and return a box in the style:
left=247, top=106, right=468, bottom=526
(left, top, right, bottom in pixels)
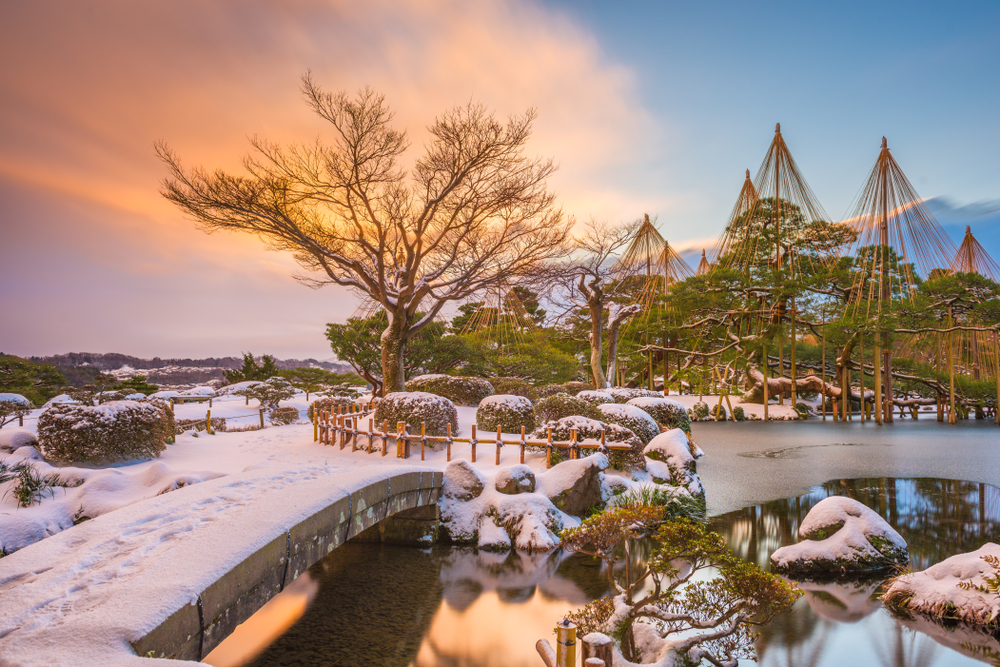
left=546, top=428, right=553, bottom=469
left=520, top=426, right=526, bottom=464
left=789, top=298, right=797, bottom=408
left=555, top=620, right=576, bottom=667
left=397, top=422, right=407, bottom=458
left=570, top=428, right=578, bottom=460
left=937, top=331, right=944, bottom=422
left=663, top=334, right=669, bottom=396
left=496, top=426, right=502, bottom=465
left=368, top=418, right=373, bottom=452
left=873, top=337, right=883, bottom=425
left=313, top=407, right=318, bottom=441
left=446, top=423, right=453, bottom=461
left=382, top=420, right=389, bottom=457
left=949, top=307, right=957, bottom=424
left=599, top=429, right=607, bottom=455
left=581, top=633, right=613, bottom=667
left=350, top=417, right=358, bottom=452
left=995, top=330, right=1000, bottom=426
left=821, top=334, right=827, bottom=421
left=206, top=409, right=212, bottom=435
left=471, top=424, right=477, bottom=463
left=762, top=343, right=769, bottom=421
left=259, top=408, right=265, bottom=429
left=169, top=397, right=174, bottom=412
left=420, top=422, right=426, bottom=461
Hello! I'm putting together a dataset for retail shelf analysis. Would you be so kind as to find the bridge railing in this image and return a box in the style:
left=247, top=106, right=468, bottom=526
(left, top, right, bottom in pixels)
left=312, top=404, right=632, bottom=468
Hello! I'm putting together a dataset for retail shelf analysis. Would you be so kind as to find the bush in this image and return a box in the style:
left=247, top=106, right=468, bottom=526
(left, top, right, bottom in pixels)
left=626, top=397, right=691, bottom=434
left=175, top=417, right=227, bottom=434
left=531, top=416, right=643, bottom=470
left=794, top=402, right=811, bottom=419
left=476, top=395, right=535, bottom=433
left=406, top=375, right=494, bottom=406
left=484, top=377, right=532, bottom=398
left=535, top=393, right=600, bottom=423
left=691, top=401, right=710, bottom=420
left=596, top=403, right=660, bottom=445
left=562, top=381, right=594, bottom=395
left=732, top=405, right=746, bottom=421
left=532, top=384, right=568, bottom=400
left=711, top=404, right=727, bottom=420
left=38, top=400, right=174, bottom=464
left=374, top=391, right=458, bottom=437
left=269, top=406, right=300, bottom=425
left=603, top=387, right=663, bottom=404
left=308, top=396, right=359, bottom=420
left=235, top=377, right=296, bottom=409
left=0, top=394, right=32, bottom=428
left=576, top=390, right=614, bottom=405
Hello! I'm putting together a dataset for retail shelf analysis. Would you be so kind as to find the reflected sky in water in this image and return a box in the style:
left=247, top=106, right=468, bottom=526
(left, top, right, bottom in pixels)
left=211, top=478, right=1000, bottom=667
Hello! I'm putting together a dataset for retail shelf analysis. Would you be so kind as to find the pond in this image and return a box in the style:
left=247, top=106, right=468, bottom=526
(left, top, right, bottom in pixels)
left=205, top=477, right=1000, bottom=667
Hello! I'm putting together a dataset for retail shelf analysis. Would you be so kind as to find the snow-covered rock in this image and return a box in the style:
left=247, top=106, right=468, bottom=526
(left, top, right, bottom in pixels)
left=147, top=390, right=181, bottom=400
left=495, top=465, right=536, bottom=495
left=800, top=578, right=881, bottom=623
left=770, top=496, right=908, bottom=575
left=443, top=459, right=485, bottom=501
left=627, top=396, right=692, bottom=434
left=41, top=394, right=75, bottom=409
left=0, top=393, right=31, bottom=406
left=0, top=428, right=37, bottom=453
left=884, top=543, right=1000, bottom=628
left=596, top=403, right=659, bottom=444
left=643, top=429, right=704, bottom=498
left=216, top=381, right=263, bottom=396
left=123, top=393, right=147, bottom=400
left=537, top=454, right=608, bottom=517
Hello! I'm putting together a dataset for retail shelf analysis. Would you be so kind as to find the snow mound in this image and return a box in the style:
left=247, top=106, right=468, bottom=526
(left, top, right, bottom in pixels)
left=576, top=390, right=614, bottom=405
left=596, top=403, right=659, bottom=444
left=181, top=386, right=216, bottom=397
left=0, top=393, right=30, bottom=406
left=642, top=429, right=703, bottom=497
left=884, top=543, right=1000, bottom=628
left=42, top=394, right=75, bottom=409
left=770, top=496, right=908, bottom=575
left=0, top=429, right=38, bottom=453
left=217, top=381, right=263, bottom=396
left=626, top=396, right=692, bottom=434
left=147, top=390, right=181, bottom=400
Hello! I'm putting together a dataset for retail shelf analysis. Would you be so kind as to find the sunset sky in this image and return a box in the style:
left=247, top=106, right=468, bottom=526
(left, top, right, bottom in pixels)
left=2, top=0, right=998, bottom=360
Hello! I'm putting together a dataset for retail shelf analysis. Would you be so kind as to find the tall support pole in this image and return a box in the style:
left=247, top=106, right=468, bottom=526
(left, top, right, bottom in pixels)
left=995, top=330, right=999, bottom=426
left=777, top=334, right=784, bottom=405
left=663, top=334, right=669, bottom=396
left=845, top=362, right=852, bottom=421
left=821, top=332, right=827, bottom=421
left=948, top=307, right=957, bottom=424
left=790, top=299, right=797, bottom=407
left=860, top=338, right=867, bottom=422
left=873, top=337, right=882, bottom=425
left=762, top=344, right=769, bottom=421
left=937, top=331, right=944, bottom=422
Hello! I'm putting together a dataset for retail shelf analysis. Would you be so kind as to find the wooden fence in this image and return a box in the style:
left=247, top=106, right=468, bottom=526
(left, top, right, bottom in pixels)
left=313, top=404, right=632, bottom=468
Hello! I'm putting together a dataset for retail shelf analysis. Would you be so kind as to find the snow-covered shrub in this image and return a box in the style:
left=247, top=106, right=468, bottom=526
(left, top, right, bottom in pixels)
left=0, top=460, right=68, bottom=508
left=794, top=402, right=811, bottom=419
left=562, top=381, right=594, bottom=395
left=644, top=429, right=704, bottom=498
left=533, top=384, right=569, bottom=400
left=535, top=393, right=599, bottom=423
left=0, top=394, right=32, bottom=428
left=217, top=381, right=262, bottom=396
left=269, top=406, right=300, bottom=425
left=37, top=400, right=174, bottom=464
left=175, top=417, right=226, bottom=435
left=373, top=391, right=458, bottom=437
left=691, top=401, right=710, bottom=420
left=531, top=416, right=643, bottom=471
left=626, top=397, right=691, bottom=434
left=603, top=387, right=663, bottom=404
left=406, top=375, right=494, bottom=406
left=576, top=390, right=614, bottom=405
left=488, top=377, right=535, bottom=399
left=308, top=395, right=359, bottom=421
left=711, top=404, right=727, bottom=420
left=732, top=405, right=746, bottom=421
left=596, top=403, right=659, bottom=445
left=0, top=428, right=38, bottom=453
left=235, top=377, right=296, bottom=409
left=476, top=395, right=535, bottom=433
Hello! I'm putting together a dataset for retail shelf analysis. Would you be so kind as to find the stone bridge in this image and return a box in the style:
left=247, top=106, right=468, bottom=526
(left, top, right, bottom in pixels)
left=0, top=464, right=442, bottom=667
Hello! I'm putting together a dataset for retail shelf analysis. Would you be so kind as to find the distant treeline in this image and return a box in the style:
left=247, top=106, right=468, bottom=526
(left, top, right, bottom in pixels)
left=28, top=352, right=350, bottom=373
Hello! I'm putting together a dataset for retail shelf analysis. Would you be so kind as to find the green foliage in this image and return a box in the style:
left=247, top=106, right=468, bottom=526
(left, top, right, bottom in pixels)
left=476, top=395, right=536, bottom=433
left=958, top=554, right=1000, bottom=597
left=38, top=401, right=174, bottom=464
left=235, top=377, right=296, bottom=410
left=0, top=354, right=65, bottom=405
left=711, top=403, right=727, bottom=420
left=535, top=393, right=599, bottom=423
left=406, top=375, right=494, bottom=406
left=0, top=397, right=32, bottom=428
left=487, top=377, right=535, bottom=399
left=373, top=392, right=458, bottom=437
left=0, top=460, right=68, bottom=508
left=691, top=401, right=709, bottom=419
left=460, top=328, right=580, bottom=384
left=116, top=375, right=160, bottom=396
left=224, top=352, right=279, bottom=383
left=531, top=417, right=643, bottom=470
left=268, top=406, right=300, bottom=425
left=607, top=485, right=706, bottom=521
left=732, top=405, right=746, bottom=421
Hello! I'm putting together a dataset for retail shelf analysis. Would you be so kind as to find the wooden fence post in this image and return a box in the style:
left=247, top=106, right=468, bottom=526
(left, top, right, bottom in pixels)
left=259, top=408, right=265, bottom=429
left=555, top=620, right=576, bottom=667
left=382, top=420, right=389, bottom=457
left=471, top=424, right=478, bottom=463
left=397, top=422, right=407, bottom=458
left=206, top=409, right=212, bottom=435
left=446, top=423, right=453, bottom=461
left=313, top=406, right=318, bottom=442
left=421, top=422, right=427, bottom=461
left=581, top=633, right=612, bottom=666
left=599, top=429, right=607, bottom=455
left=496, top=426, right=502, bottom=465
left=546, top=428, right=553, bottom=469
left=520, top=426, right=526, bottom=464
left=570, top=428, right=578, bottom=460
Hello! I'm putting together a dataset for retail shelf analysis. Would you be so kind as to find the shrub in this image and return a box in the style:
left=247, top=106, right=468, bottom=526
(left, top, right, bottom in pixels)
left=38, top=400, right=174, bottom=464
left=626, top=397, right=691, bottom=434
left=603, top=387, right=663, bottom=404
left=576, top=390, right=614, bottom=406
left=732, top=406, right=746, bottom=421
left=533, top=384, right=569, bottom=400
left=374, top=391, right=458, bottom=437
left=235, top=377, right=296, bottom=409
left=691, top=401, right=710, bottom=420
left=531, top=416, right=644, bottom=470
left=0, top=460, right=70, bottom=508
left=406, top=375, right=494, bottom=406
left=269, top=406, right=300, bottom=425
left=562, top=381, right=594, bottom=395
left=535, top=393, right=600, bottom=423
left=794, top=402, right=811, bottom=419
left=176, top=417, right=227, bottom=434
left=476, top=395, right=536, bottom=433
left=487, top=377, right=535, bottom=399
left=711, top=404, right=727, bottom=420
left=0, top=394, right=32, bottom=428
left=308, top=396, right=359, bottom=420
left=596, top=403, right=660, bottom=445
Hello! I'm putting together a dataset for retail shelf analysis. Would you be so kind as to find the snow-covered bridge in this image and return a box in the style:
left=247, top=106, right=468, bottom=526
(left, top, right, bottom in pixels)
left=0, top=464, right=442, bottom=667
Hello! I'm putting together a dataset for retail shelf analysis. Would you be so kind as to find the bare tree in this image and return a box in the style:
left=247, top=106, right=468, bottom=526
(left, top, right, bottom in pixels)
left=158, top=76, right=570, bottom=393
left=552, top=219, right=639, bottom=388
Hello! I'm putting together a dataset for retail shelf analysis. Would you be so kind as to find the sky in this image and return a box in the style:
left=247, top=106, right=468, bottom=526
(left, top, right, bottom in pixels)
left=1, top=0, right=998, bottom=360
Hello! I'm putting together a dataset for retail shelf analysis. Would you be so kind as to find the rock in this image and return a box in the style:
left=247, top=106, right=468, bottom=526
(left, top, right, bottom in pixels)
left=539, top=454, right=607, bottom=517
left=443, top=459, right=485, bottom=501
left=0, top=428, right=37, bottom=453
left=478, top=518, right=513, bottom=552
left=643, top=429, right=704, bottom=499
left=495, top=465, right=536, bottom=495
left=12, top=445, right=43, bottom=461
left=770, top=496, right=908, bottom=575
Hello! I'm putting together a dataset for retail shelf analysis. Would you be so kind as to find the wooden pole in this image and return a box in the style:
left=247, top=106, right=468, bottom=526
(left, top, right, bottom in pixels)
left=949, top=307, right=957, bottom=424
left=663, top=334, right=669, bottom=395
left=937, top=331, right=944, bottom=422
left=206, top=409, right=212, bottom=435
left=471, top=424, right=477, bottom=463
left=546, top=428, right=552, bottom=468
left=821, top=333, right=827, bottom=421
left=259, top=408, right=265, bottom=429
left=520, top=426, right=526, bottom=463
left=789, top=300, right=797, bottom=407
left=555, top=620, right=577, bottom=667
left=762, top=344, right=769, bottom=421
left=496, top=426, right=502, bottom=465
left=421, top=422, right=426, bottom=461
left=995, top=331, right=999, bottom=426
left=581, top=634, right=613, bottom=667
left=397, top=422, right=407, bottom=458
left=777, top=334, right=784, bottom=406
left=873, top=337, right=882, bottom=425
left=446, top=423, right=453, bottom=461
left=313, top=407, right=318, bottom=441
left=382, top=420, right=389, bottom=457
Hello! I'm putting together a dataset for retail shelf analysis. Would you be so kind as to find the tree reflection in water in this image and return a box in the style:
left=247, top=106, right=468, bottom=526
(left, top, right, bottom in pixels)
left=710, top=477, right=1000, bottom=667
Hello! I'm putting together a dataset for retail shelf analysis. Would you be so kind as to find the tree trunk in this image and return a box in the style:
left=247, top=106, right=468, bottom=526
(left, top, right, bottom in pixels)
left=381, top=312, right=408, bottom=395
left=589, top=297, right=610, bottom=389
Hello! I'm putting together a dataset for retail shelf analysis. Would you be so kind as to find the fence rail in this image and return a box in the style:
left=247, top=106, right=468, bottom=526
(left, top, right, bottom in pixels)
left=313, top=404, right=632, bottom=468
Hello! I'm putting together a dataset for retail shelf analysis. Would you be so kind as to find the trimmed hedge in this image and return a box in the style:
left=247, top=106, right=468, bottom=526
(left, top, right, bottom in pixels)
left=576, top=390, right=615, bottom=406
left=406, top=375, right=494, bottom=406
left=533, top=384, right=569, bottom=400
left=535, top=393, right=600, bottom=423
left=530, top=416, right=644, bottom=470
left=691, top=401, right=710, bottom=420
left=488, top=377, right=535, bottom=399
left=562, top=381, right=594, bottom=395
left=626, top=397, right=692, bottom=434
left=269, top=406, right=300, bottom=425
left=604, top=387, right=663, bottom=403
left=38, top=400, right=174, bottom=464
left=596, top=403, right=660, bottom=445
left=476, top=395, right=536, bottom=433
left=374, top=391, right=458, bottom=437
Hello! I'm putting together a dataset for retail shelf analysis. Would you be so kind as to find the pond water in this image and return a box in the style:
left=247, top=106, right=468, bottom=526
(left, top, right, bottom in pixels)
left=205, top=478, right=1000, bottom=667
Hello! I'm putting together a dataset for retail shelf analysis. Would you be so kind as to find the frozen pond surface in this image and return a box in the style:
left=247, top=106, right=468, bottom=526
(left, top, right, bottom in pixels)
left=207, top=421, right=1000, bottom=667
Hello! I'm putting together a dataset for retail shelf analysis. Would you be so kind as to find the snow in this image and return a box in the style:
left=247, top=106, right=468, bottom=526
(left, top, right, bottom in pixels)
left=146, top=390, right=180, bottom=400
left=644, top=429, right=695, bottom=467
left=0, top=462, right=425, bottom=667
left=181, top=386, right=216, bottom=397
left=42, top=394, right=76, bottom=409
left=577, top=390, right=614, bottom=403
left=885, top=543, right=1000, bottom=627
left=627, top=396, right=685, bottom=412
left=0, top=393, right=31, bottom=406
left=535, top=453, right=609, bottom=499
left=478, top=394, right=532, bottom=409
left=770, top=496, right=908, bottom=573
left=0, top=428, right=37, bottom=453
left=216, top=381, right=262, bottom=396
left=123, top=393, right=147, bottom=400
